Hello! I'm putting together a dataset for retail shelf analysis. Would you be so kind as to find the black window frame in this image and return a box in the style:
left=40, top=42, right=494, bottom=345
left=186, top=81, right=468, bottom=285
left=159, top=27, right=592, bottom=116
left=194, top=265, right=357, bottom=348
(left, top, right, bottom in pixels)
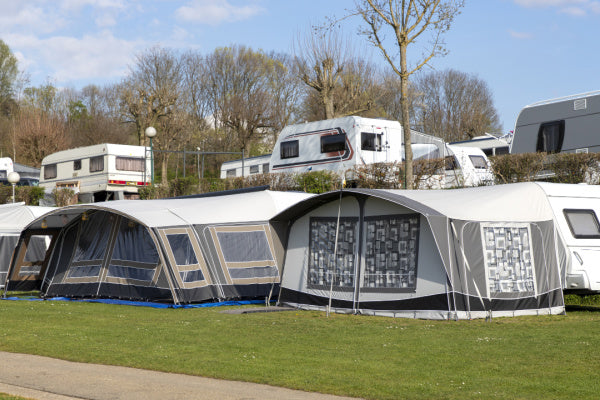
left=89, top=156, right=104, bottom=173
left=73, top=159, right=82, bottom=171
left=361, top=132, right=383, bottom=151
left=563, top=209, right=600, bottom=239
left=536, top=120, right=565, bottom=153
left=44, top=164, right=57, bottom=180
left=280, top=140, right=299, bottom=159
left=320, top=133, right=347, bottom=153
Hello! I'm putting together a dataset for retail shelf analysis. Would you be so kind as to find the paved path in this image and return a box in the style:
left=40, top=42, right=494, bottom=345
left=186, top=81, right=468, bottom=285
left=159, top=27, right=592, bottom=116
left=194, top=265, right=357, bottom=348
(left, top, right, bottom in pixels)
left=0, top=352, right=361, bottom=400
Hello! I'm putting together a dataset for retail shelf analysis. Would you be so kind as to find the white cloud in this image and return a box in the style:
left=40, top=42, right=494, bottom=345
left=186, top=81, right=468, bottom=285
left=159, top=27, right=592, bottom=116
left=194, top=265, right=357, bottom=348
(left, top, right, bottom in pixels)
left=5, top=32, right=140, bottom=84
left=175, top=0, right=264, bottom=25
left=559, top=6, right=588, bottom=15
left=0, top=3, right=67, bottom=34
left=508, top=29, right=534, bottom=39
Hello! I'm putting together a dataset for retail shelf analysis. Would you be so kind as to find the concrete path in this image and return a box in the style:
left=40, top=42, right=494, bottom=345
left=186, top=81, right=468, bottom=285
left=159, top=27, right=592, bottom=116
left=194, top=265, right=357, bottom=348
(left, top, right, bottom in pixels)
left=0, top=352, right=361, bottom=400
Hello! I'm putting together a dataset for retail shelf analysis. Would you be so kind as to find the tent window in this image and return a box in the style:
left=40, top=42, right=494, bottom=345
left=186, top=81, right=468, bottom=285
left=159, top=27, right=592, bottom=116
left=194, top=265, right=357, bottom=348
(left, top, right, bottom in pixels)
left=44, top=164, right=57, bottom=179
left=536, top=120, right=565, bottom=153
left=564, top=209, right=600, bottom=239
left=73, top=212, right=112, bottom=262
left=321, top=133, right=346, bottom=153
left=166, top=234, right=198, bottom=266
left=469, top=155, right=488, bottom=169
left=111, top=218, right=159, bottom=264
left=361, top=132, right=382, bottom=151
left=281, top=140, right=299, bottom=159
left=216, top=231, right=274, bottom=263
left=116, top=156, right=145, bottom=172
left=229, top=265, right=278, bottom=279
left=24, top=235, right=50, bottom=263
left=107, top=265, right=154, bottom=281
left=363, top=215, right=420, bottom=290
left=67, top=265, right=101, bottom=278
left=308, top=218, right=357, bottom=289
left=482, top=224, right=536, bottom=295
left=180, top=269, right=204, bottom=283
left=89, top=156, right=104, bottom=172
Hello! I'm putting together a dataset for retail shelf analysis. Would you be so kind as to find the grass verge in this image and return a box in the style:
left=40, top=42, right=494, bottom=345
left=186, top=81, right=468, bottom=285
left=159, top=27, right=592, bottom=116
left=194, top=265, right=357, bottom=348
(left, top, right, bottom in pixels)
left=0, top=298, right=599, bottom=400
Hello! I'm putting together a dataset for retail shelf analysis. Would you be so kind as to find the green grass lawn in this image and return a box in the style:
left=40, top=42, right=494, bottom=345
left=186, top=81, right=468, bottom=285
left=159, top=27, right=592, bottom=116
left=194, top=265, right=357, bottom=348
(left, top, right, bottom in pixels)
left=0, top=297, right=599, bottom=400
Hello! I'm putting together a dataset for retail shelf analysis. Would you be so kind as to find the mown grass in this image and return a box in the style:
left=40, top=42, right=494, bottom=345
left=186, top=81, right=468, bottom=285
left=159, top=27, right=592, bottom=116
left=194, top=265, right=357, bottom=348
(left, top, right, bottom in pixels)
left=0, top=297, right=599, bottom=400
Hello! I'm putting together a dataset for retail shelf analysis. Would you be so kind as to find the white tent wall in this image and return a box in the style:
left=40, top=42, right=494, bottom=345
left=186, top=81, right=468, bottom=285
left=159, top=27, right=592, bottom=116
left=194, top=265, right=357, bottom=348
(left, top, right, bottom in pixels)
left=276, top=184, right=566, bottom=319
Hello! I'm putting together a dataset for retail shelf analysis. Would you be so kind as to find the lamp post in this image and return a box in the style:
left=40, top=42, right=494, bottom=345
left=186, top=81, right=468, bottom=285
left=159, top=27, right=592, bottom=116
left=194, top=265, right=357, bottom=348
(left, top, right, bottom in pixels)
left=7, top=171, right=20, bottom=203
left=145, top=127, right=157, bottom=185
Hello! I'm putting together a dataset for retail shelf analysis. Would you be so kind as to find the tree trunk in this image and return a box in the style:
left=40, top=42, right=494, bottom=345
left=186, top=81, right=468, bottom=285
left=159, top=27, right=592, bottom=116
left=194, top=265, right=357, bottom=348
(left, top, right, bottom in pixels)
left=399, top=43, right=413, bottom=189
left=323, top=90, right=335, bottom=119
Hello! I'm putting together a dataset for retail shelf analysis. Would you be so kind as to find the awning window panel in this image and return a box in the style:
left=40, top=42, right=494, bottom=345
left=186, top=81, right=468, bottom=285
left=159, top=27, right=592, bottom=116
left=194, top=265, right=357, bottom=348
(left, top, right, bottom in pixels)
left=107, top=265, right=155, bottom=282
left=73, top=212, right=112, bottom=262
left=216, top=231, right=274, bottom=263
left=67, top=265, right=101, bottom=278
left=229, top=265, right=278, bottom=279
left=24, top=235, right=50, bottom=263
left=180, top=269, right=205, bottom=283
left=166, top=234, right=198, bottom=266
left=111, top=218, right=159, bottom=264
left=362, top=215, right=420, bottom=291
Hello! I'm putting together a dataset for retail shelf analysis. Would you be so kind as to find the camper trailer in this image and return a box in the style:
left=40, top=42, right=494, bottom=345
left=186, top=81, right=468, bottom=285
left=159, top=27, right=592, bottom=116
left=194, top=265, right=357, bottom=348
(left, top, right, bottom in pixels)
left=220, top=154, right=270, bottom=179
left=511, top=90, right=600, bottom=154
left=536, top=183, right=600, bottom=293
left=220, top=117, right=494, bottom=188
left=39, top=144, right=151, bottom=202
left=0, top=157, right=14, bottom=180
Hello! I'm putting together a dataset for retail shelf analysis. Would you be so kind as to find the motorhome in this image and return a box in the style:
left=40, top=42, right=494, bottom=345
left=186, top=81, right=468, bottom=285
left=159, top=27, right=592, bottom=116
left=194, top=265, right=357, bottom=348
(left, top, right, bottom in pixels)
left=537, top=182, right=600, bottom=293
left=220, top=116, right=494, bottom=188
left=511, top=90, right=600, bottom=154
left=39, top=143, right=151, bottom=202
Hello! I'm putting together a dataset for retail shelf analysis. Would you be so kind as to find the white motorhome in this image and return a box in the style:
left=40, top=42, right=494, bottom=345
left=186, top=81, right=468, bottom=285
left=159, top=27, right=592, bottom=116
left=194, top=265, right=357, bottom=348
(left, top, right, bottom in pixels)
left=220, top=117, right=495, bottom=188
left=40, top=143, right=151, bottom=202
left=537, top=183, right=600, bottom=293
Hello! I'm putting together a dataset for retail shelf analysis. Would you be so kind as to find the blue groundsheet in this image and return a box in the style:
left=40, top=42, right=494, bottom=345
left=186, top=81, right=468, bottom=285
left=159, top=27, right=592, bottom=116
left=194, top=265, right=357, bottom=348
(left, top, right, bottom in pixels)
left=1, top=296, right=269, bottom=309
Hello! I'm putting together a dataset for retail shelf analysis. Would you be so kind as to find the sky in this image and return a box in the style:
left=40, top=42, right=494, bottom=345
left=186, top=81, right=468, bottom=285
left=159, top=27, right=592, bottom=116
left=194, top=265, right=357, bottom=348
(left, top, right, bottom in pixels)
left=1, top=0, right=599, bottom=134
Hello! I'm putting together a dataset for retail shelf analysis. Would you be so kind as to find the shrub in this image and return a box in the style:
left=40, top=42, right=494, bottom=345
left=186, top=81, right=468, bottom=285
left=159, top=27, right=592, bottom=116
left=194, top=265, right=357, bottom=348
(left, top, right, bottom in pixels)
left=52, top=188, right=77, bottom=206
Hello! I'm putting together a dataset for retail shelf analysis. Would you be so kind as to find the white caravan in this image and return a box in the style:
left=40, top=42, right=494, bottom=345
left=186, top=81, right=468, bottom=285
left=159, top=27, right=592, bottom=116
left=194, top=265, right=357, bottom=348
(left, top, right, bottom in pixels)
left=0, top=158, right=14, bottom=180
left=40, top=143, right=151, bottom=202
left=536, top=182, right=600, bottom=293
left=220, top=154, right=271, bottom=179
left=444, top=145, right=494, bottom=188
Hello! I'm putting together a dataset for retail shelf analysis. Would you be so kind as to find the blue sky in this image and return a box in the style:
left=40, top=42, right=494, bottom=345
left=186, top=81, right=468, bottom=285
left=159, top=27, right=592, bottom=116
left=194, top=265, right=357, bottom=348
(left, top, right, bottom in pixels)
left=1, top=0, right=599, bottom=134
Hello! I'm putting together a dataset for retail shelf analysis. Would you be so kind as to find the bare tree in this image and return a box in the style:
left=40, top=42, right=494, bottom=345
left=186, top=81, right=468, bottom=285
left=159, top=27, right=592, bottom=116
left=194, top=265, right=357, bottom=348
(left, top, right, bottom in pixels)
left=413, top=69, right=502, bottom=141
left=354, top=0, right=465, bottom=188
left=203, top=45, right=293, bottom=155
left=119, top=46, right=183, bottom=146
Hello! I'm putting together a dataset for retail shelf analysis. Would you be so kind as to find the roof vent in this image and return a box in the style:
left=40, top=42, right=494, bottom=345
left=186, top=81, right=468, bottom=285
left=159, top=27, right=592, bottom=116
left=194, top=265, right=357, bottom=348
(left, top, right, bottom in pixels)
left=574, top=98, right=587, bottom=111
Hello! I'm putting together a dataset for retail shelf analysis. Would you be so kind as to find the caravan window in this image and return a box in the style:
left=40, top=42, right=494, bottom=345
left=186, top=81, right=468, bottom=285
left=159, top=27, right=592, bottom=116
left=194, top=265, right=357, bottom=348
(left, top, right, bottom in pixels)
left=74, top=160, right=81, bottom=171
left=89, top=156, right=104, bottom=172
left=116, top=157, right=145, bottom=172
left=361, top=132, right=382, bottom=151
left=281, top=140, right=299, bottom=159
left=469, top=155, right=488, bottom=169
left=444, top=156, right=458, bottom=171
left=262, top=163, right=270, bottom=173
left=249, top=165, right=259, bottom=174
left=564, top=209, right=600, bottom=239
left=536, top=120, right=565, bottom=153
left=226, top=169, right=236, bottom=178
left=44, top=164, right=57, bottom=179
left=321, top=133, right=347, bottom=153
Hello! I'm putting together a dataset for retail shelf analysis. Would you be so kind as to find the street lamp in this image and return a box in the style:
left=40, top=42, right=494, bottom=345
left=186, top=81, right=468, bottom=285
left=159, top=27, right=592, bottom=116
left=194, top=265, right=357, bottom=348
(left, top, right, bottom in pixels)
left=7, top=171, right=20, bottom=203
left=145, top=126, right=157, bottom=185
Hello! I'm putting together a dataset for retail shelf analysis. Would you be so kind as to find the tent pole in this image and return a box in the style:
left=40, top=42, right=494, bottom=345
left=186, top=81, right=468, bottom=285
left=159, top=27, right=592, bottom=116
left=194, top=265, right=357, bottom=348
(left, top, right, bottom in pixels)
left=327, top=188, right=344, bottom=318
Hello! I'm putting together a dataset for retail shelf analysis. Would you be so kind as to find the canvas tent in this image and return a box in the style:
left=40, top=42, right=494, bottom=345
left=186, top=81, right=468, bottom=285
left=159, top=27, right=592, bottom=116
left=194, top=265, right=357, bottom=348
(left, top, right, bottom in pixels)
left=5, top=189, right=312, bottom=304
left=273, top=183, right=566, bottom=319
left=0, top=203, right=53, bottom=289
